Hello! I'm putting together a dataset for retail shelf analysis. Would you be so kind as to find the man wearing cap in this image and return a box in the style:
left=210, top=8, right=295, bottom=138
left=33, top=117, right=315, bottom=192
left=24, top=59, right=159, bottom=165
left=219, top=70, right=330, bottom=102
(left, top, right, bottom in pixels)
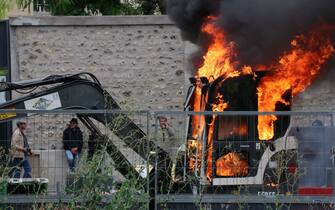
left=10, top=121, right=33, bottom=178
left=62, top=118, right=83, bottom=171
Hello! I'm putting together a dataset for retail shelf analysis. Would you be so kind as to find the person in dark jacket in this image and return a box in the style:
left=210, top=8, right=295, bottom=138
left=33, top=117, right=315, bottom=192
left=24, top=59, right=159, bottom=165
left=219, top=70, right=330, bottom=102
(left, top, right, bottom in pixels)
left=63, top=118, right=83, bottom=171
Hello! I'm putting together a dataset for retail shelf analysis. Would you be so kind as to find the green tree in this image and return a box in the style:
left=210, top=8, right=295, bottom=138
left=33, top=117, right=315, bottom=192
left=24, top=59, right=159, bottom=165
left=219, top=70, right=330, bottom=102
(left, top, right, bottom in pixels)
left=140, top=0, right=166, bottom=15
left=17, top=0, right=167, bottom=16
left=0, top=0, right=10, bottom=19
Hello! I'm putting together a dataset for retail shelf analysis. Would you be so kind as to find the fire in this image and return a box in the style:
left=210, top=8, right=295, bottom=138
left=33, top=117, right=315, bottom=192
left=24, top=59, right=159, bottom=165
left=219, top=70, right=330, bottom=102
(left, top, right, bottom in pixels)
left=189, top=83, right=206, bottom=170
left=257, top=25, right=335, bottom=140
left=232, top=123, right=248, bottom=137
left=216, top=152, right=249, bottom=177
left=190, top=16, right=252, bottom=179
left=189, top=16, right=335, bottom=182
left=217, top=118, right=249, bottom=139
left=197, top=16, right=252, bottom=80
left=191, top=86, right=206, bottom=139
left=197, top=19, right=238, bottom=80
left=187, top=139, right=203, bottom=171
left=212, top=94, right=228, bottom=113
left=206, top=94, right=228, bottom=180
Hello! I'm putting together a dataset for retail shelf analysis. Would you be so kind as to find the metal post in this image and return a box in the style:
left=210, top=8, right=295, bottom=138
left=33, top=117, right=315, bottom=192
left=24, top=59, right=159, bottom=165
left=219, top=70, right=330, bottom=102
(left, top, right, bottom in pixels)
left=0, top=20, right=12, bottom=148
left=154, top=113, right=158, bottom=210
left=146, top=111, right=150, bottom=210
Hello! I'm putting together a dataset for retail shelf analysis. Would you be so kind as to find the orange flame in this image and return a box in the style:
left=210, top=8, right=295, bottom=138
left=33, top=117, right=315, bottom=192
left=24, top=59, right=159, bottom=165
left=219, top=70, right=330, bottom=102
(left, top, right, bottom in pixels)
left=257, top=25, right=335, bottom=140
left=197, top=16, right=252, bottom=80
left=212, top=94, right=229, bottom=113
left=191, top=86, right=206, bottom=139
left=189, top=84, right=206, bottom=171
left=216, top=152, right=249, bottom=177
left=190, top=17, right=252, bottom=179
left=187, top=139, right=202, bottom=171
left=189, top=17, right=335, bottom=181
left=206, top=94, right=228, bottom=180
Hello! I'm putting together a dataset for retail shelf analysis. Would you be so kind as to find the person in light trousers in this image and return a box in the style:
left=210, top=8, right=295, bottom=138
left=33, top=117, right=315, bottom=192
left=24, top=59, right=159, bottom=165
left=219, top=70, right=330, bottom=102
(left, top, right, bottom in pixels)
left=10, top=121, right=33, bottom=178
left=62, top=118, right=83, bottom=172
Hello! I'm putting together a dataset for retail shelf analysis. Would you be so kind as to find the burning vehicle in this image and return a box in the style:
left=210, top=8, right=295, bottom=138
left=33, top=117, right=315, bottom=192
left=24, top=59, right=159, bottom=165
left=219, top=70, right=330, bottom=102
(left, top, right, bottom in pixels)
left=169, top=0, right=335, bottom=194
left=182, top=73, right=294, bottom=193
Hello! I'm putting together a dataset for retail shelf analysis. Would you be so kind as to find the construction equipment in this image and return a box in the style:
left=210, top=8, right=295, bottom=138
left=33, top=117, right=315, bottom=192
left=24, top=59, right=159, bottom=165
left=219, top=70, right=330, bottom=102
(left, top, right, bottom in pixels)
left=0, top=73, right=170, bottom=185
left=180, top=74, right=335, bottom=196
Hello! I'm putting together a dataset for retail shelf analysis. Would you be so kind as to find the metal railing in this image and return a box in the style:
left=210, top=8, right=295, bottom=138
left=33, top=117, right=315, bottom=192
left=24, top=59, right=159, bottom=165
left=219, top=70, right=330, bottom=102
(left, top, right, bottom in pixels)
left=0, top=109, right=334, bottom=209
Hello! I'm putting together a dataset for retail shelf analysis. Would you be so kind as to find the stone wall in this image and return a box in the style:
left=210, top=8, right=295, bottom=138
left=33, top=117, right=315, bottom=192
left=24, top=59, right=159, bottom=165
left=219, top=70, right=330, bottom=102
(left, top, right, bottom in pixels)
left=293, top=64, right=335, bottom=112
left=10, top=16, right=187, bottom=110
left=9, top=16, right=188, bottom=150
left=9, top=16, right=335, bottom=112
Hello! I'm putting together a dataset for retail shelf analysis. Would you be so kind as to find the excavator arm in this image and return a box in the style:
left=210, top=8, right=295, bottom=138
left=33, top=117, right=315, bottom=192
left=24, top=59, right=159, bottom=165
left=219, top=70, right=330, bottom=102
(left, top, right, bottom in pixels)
left=0, top=73, right=170, bottom=181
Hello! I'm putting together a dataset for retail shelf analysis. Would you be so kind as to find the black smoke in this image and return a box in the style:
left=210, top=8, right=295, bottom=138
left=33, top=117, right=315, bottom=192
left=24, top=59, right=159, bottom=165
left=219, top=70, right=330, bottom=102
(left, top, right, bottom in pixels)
left=166, top=0, right=219, bottom=42
left=167, top=0, right=335, bottom=67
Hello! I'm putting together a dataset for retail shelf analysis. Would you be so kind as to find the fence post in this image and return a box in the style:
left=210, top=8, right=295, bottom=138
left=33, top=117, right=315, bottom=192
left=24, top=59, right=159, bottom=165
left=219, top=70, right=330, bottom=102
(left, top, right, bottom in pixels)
left=146, top=111, right=151, bottom=210
left=154, top=112, right=159, bottom=210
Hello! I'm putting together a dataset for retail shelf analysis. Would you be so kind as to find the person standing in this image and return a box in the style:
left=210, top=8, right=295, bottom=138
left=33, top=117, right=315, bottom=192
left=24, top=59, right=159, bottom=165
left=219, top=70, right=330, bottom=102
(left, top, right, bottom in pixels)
left=63, top=118, right=83, bottom=171
left=10, top=121, right=33, bottom=178
left=158, top=116, right=176, bottom=142
left=158, top=116, right=184, bottom=182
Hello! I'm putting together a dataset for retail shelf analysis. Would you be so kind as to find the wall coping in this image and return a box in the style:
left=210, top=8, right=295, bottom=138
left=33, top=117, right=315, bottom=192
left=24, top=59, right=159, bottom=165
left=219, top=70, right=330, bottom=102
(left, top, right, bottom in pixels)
left=9, top=15, right=174, bottom=26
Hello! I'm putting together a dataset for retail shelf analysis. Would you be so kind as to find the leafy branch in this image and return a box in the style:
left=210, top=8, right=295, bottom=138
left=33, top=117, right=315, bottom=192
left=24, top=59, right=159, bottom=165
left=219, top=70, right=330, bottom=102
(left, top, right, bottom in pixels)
left=16, top=0, right=165, bottom=16
left=0, top=0, right=10, bottom=19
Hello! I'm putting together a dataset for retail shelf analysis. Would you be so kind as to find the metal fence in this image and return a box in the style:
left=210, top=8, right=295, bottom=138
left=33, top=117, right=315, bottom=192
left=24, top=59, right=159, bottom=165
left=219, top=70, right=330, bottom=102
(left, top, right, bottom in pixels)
left=0, top=110, right=334, bottom=209
left=153, top=111, right=335, bottom=210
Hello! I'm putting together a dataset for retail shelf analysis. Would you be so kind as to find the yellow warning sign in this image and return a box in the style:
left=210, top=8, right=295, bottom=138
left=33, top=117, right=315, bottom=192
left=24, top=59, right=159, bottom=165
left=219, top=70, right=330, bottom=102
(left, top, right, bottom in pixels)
left=0, top=108, right=16, bottom=121
left=0, top=113, right=16, bottom=121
